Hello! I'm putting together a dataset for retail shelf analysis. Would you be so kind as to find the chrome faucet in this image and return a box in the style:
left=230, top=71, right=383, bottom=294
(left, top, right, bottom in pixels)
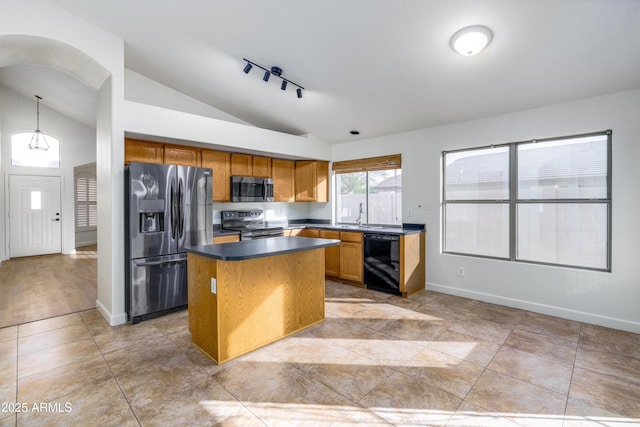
left=356, top=202, right=364, bottom=226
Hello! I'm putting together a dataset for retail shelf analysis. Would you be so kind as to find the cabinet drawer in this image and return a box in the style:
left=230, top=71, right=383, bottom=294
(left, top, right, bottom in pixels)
left=340, top=231, right=362, bottom=243
left=319, top=230, right=340, bottom=240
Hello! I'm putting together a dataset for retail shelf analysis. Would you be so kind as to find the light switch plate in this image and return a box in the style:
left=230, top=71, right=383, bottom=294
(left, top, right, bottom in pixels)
left=211, top=278, right=217, bottom=294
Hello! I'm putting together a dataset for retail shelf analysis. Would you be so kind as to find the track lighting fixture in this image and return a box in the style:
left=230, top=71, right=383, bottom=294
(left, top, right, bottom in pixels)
left=242, top=58, right=304, bottom=99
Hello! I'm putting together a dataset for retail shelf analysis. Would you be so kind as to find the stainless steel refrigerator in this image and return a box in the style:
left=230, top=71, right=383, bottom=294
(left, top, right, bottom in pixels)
left=125, top=162, right=212, bottom=323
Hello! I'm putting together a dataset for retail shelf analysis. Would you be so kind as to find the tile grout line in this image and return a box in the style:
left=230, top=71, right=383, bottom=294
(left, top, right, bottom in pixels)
left=562, top=322, right=583, bottom=421
left=79, top=314, right=143, bottom=427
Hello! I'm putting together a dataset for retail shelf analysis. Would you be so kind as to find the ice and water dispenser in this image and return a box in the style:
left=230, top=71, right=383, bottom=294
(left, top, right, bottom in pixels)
left=138, top=199, right=165, bottom=233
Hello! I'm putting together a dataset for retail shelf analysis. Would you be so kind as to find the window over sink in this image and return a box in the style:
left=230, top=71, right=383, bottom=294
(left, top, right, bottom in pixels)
left=333, top=155, right=402, bottom=226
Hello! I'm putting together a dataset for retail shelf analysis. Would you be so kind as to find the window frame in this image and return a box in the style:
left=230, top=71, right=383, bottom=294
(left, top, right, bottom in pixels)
left=442, top=130, right=612, bottom=272
left=333, top=155, right=402, bottom=227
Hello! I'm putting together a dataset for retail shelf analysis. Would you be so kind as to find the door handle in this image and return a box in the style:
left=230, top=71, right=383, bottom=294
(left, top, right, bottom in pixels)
left=52, top=218, right=60, bottom=221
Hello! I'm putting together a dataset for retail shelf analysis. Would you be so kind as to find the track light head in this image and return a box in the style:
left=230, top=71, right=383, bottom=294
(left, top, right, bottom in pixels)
left=242, top=57, right=304, bottom=99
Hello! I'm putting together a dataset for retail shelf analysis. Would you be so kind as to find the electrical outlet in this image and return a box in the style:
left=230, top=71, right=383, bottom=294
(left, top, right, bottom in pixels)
left=457, top=267, right=465, bottom=277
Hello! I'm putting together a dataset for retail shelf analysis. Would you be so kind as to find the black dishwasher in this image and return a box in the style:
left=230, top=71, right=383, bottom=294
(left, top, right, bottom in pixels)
left=363, top=233, right=401, bottom=295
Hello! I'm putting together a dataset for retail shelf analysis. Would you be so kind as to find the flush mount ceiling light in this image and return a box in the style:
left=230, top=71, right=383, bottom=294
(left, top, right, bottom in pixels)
left=28, top=95, right=50, bottom=151
left=242, top=58, right=304, bottom=98
left=450, top=25, right=493, bottom=56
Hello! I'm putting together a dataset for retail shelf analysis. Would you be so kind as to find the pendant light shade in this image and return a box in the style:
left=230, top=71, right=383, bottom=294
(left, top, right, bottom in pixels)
left=29, top=95, right=50, bottom=151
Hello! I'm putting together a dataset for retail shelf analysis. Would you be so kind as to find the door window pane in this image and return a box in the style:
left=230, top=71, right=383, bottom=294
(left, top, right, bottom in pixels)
left=445, top=146, right=509, bottom=200
left=518, top=135, right=608, bottom=199
left=517, top=203, right=608, bottom=269
left=444, top=203, right=509, bottom=258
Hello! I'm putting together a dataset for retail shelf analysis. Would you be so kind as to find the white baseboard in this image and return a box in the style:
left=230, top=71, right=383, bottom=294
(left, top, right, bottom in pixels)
left=427, top=281, right=640, bottom=334
left=96, top=299, right=127, bottom=326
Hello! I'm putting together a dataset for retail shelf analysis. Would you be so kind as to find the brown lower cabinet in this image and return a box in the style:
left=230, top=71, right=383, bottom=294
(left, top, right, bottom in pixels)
left=319, top=230, right=340, bottom=277
left=302, top=228, right=425, bottom=296
left=338, top=232, right=363, bottom=283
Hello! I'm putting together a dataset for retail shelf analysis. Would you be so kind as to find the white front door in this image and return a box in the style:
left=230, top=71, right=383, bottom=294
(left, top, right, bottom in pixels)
left=9, top=175, right=62, bottom=258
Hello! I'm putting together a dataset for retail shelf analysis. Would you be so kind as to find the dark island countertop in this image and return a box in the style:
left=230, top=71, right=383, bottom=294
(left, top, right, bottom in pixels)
left=186, top=236, right=340, bottom=261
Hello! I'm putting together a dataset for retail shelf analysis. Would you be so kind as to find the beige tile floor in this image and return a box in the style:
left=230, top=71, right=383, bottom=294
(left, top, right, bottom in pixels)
left=1, top=280, right=639, bottom=426
left=0, top=245, right=97, bottom=329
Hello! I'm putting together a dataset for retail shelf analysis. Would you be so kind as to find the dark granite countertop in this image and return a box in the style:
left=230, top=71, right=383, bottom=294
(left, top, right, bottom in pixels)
left=283, top=221, right=425, bottom=235
left=186, top=236, right=340, bottom=261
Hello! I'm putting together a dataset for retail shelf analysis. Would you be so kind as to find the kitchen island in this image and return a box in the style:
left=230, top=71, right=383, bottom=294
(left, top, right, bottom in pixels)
left=186, top=236, right=340, bottom=364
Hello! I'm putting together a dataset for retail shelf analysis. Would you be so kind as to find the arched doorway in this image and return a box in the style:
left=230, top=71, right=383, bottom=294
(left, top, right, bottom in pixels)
left=0, top=33, right=121, bottom=326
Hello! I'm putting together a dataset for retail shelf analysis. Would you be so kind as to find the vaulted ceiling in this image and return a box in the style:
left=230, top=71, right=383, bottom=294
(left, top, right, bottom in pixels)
left=3, top=0, right=640, bottom=144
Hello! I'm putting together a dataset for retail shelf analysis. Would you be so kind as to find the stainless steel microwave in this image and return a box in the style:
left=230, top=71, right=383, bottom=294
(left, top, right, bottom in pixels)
left=230, top=176, right=274, bottom=202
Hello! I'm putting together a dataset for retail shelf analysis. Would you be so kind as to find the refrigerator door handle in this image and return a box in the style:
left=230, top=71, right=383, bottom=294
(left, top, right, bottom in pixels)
left=178, top=177, right=184, bottom=238
left=170, top=181, right=176, bottom=239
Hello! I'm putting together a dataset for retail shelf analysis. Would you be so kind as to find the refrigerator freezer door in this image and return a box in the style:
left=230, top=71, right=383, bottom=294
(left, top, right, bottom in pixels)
left=129, top=253, right=188, bottom=322
left=127, top=162, right=178, bottom=259
left=178, top=166, right=213, bottom=252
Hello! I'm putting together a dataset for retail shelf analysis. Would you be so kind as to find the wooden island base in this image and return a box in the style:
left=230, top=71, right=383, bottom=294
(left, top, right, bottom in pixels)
left=187, top=247, right=326, bottom=364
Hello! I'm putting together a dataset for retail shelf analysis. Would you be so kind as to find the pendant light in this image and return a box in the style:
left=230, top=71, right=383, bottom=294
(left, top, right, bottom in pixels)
left=28, top=95, right=50, bottom=151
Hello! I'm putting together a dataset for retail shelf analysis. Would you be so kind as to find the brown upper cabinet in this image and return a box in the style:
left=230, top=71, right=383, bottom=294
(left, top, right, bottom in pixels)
left=252, top=156, right=272, bottom=178
left=201, top=149, right=231, bottom=202
left=272, top=159, right=295, bottom=202
left=295, top=160, right=329, bottom=202
left=230, top=153, right=252, bottom=176
left=231, top=154, right=272, bottom=178
left=164, top=144, right=201, bottom=167
left=124, top=139, right=164, bottom=164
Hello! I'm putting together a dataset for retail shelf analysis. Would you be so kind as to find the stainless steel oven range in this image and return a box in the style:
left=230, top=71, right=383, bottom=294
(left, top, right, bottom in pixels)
left=221, top=209, right=284, bottom=240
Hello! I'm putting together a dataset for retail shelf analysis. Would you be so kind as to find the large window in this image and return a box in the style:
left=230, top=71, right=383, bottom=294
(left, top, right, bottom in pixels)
left=334, top=155, right=402, bottom=226
left=443, top=131, right=611, bottom=271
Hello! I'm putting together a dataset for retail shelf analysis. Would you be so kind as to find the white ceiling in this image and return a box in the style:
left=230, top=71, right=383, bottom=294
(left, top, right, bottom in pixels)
left=3, top=0, right=640, bottom=143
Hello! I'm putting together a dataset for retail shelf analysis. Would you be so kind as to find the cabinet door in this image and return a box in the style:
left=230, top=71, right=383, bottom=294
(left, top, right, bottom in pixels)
left=231, top=153, right=252, bottom=176
left=302, top=228, right=320, bottom=238
left=252, top=156, right=272, bottom=178
left=340, top=241, right=363, bottom=283
left=124, top=139, right=163, bottom=164
left=320, top=230, right=340, bottom=277
left=295, top=161, right=317, bottom=201
left=272, top=159, right=295, bottom=202
left=202, top=150, right=231, bottom=202
left=164, top=145, right=201, bottom=167
left=295, top=160, right=329, bottom=202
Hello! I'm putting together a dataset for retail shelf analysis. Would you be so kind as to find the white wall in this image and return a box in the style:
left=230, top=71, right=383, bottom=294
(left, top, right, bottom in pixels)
left=0, top=86, right=96, bottom=258
left=332, top=89, right=640, bottom=333
left=125, top=70, right=252, bottom=126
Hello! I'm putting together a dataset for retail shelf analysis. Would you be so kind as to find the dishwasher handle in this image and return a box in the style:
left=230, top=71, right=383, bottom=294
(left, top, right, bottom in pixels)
left=364, top=233, right=400, bottom=241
